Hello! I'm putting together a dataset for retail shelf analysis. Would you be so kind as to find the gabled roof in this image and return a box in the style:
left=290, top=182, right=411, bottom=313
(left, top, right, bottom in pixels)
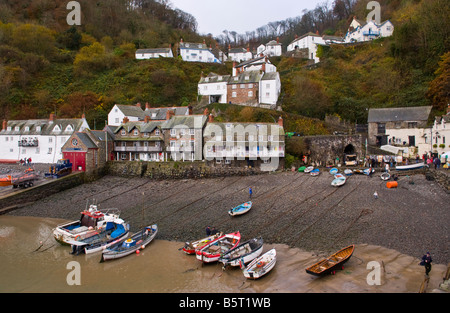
left=368, top=106, right=432, bottom=123
left=115, top=105, right=145, bottom=118
left=161, top=115, right=207, bottom=130
left=228, top=71, right=263, bottom=84
left=144, top=107, right=190, bottom=120
left=136, top=48, right=172, bottom=54
left=235, top=55, right=267, bottom=68
left=198, top=73, right=231, bottom=84
left=75, top=132, right=98, bottom=149
left=114, top=121, right=163, bottom=134
left=1, top=118, right=87, bottom=136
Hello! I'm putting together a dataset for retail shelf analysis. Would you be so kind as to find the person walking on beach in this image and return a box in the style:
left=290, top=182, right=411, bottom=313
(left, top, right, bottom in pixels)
left=205, top=226, right=211, bottom=236
left=420, top=252, right=433, bottom=276
left=249, top=187, right=252, bottom=200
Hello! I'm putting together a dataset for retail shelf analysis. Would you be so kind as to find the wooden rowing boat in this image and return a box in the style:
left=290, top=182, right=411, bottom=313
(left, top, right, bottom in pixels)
left=344, top=169, right=353, bottom=176
left=304, top=166, right=314, bottom=173
left=243, top=248, right=277, bottom=279
left=305, top=245, right=355, bottom=276
left=219, top=237, right=264, bottom=268
left=331, top=174, right=346, bottom=187
left=196, top=231, right=240, bottom=263
left=181, top=232, right=223, bottom=255
left=100, top=224, right=157, bottom=262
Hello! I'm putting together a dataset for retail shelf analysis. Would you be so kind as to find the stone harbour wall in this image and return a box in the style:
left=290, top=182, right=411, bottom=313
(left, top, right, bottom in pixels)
left=425, top=168, right=450, bottom=193
left=105, top=161, right=265, bottom=180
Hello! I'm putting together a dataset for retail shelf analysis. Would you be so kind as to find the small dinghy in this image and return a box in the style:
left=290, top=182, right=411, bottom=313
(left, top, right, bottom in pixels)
left=229, top=201, right=252, bottom=216
left=100, top=224, right=157, bottom=262
left=396, top=162, right=425, bottom=171
left=380, top=172, right=390, bottom=181
left=310, top=168, right=320, bottom=176
left=243, top=248, right=277, bottom=279
left=298, top=166, right=306, bottom=172
left=304, top=166, right=314, bottom=173
left=331, top=174, right=346, bottom=187
left=219, top=237, right=264, bottom=268
left=196, top=231, right=241, bottom=263
left=306, top=245, right=355, bottom=276
left=344, top=169, right=353, bottom=176
left=329, top=168, right=338, bottom=175
left=181, top=232, right=223, bottom=255
left=363, top=168, right=375, bottom=176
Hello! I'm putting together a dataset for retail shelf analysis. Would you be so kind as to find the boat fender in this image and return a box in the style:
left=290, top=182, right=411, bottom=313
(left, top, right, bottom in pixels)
left=75, top=235, right=80, bottom=241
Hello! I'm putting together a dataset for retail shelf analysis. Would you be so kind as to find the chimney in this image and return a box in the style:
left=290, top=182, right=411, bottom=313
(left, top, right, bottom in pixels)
left=2, top=119, right=7, bottom=131
left=247, top=44, right=250, bottom=52
left=295, top=34, right=298, bottom=39
left=136, top=102, right=141, bottom=108
left=316, top=30, right=319, bottom=35
left=203, top=108, right=209, bottom=116
left=277, top=37, right=279, bottom=44
left=188, top=105, right=193, bottom=115
left=180, top=38, right=183, bottom=43
left=145, top=102, right=151, bottom=110
left=229, top=44, right=231, bottom=51
left=49, top=113, right=55, bottom=123
left=208, top=114, right=214, bottom=123
left=123, top=117, right=129, bottom=124
left=166, top=109, right=175, bottom=120
left=144, top=115, right=150, bottom=123
left=82, top=113, right=86, bottom=119
left=278, top=116, right=284, bottom=127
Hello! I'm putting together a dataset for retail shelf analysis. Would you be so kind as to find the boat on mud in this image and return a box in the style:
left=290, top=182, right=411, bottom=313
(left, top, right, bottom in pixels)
left=219, top=237, right=264, bottom=268
left=196, top=231, right=241, bottom=263
left=181, top=232, right=224, bottom=255
left=53, top=204, right=127, bottom=246
left=243, top=248, right=277, bottom=279
left=229, top=201, right=252, bottom=216
left=305, top=245, right=355, bottom=276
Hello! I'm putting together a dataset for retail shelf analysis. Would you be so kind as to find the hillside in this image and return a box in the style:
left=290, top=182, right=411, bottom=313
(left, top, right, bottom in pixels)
left=0, top=0, right=448, bottom=131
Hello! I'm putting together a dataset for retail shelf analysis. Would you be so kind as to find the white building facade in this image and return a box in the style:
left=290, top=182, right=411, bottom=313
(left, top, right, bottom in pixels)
left=344, top=17, right=394, bottom=43
left=135, top=47, right=173, bottom=60
left=287, top=32, right=326, bottom=63
left=0, top=115, right=89, bottom=164
left=179, top=40, right=222, bottom=63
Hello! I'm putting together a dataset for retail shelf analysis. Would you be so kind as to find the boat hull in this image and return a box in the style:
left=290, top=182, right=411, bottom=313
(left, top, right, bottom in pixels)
left=305, top=245, right=355, bottom=277
left=243, top=249, right=277, bottom=279
left=219, top=237, right=264, bottom=267
left=228, top=201, right=252, bottom=216
left=101, top=225, right=158, bottom=262
left=182, top=233, right=223, bottom=255
left=396, top=163, right=425, bottom=171
left=196, top=232, right=241, bottom=263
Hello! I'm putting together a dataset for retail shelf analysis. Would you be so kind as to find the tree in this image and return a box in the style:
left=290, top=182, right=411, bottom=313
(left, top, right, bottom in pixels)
left=427, top=52, right=450, bottom=113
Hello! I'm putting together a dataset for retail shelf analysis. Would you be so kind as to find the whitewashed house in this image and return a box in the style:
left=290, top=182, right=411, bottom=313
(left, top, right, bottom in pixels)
left=228, top=46, right=253, bottom=62
left=0, top=114, right=89, bottom=164
left=344, top=17, right=394, bottom=43
left=287, top=32, right=325, bottom=63
left=135, top=47, right=173, bottom=59
left=198, top=73, right=231, bottom=104
left=179, top=39, right=223, bottom=63
left=427, top=110, right=450, bottom=156
left=108, top=104, right=145, bottom=126
left=259, top=72, right=281, bottom=109
left=257, top=38, right=282, bottom=57
left=232, top=55, right=277, bottom=76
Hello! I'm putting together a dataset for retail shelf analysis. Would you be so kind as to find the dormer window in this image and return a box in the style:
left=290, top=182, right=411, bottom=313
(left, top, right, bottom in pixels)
left=25, top=126, right=30, bottom=131
left=15, top=126, right=20, bottom=131
left=133, top=129, right=139, bottom=136
left=36, top=126, right=41, bottom=132
left=121, top=129, right=126, bottom=136
left=53, top=125, right=61, bottom=132
left=66, top=125, right=73, bottom=132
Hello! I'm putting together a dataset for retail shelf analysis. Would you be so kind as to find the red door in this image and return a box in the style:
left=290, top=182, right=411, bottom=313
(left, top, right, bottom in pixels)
left=63, top=152, right=86, bottom=172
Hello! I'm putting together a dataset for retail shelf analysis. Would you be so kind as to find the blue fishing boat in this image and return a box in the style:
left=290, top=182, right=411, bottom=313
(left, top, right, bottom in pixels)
left=310, top=168, right=320, bottom=176
left=329, top=168, right=338, bottom=175
left=229, top=201, right=252, bottom=216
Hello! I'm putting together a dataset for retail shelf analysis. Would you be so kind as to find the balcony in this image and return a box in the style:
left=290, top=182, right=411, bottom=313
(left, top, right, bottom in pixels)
left=18, top=139, right=39, bottom=147
left=363, top=30, right=380, bottom=37
left=114, top=146, right=162, bottom=153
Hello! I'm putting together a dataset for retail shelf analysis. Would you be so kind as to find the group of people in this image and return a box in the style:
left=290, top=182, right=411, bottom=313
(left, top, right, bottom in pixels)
left=19, top=158, right=32, bottom=165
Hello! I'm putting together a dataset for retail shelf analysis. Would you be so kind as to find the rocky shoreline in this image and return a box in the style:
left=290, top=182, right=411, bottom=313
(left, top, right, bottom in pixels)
left=4, top=166, right=450, bottom=264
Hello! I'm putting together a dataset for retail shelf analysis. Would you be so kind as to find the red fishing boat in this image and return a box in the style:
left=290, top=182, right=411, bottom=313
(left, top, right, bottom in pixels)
left=196, top=231, right=241, bottom=263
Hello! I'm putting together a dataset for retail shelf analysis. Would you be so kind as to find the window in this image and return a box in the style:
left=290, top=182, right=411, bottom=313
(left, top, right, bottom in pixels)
left=25, top=127, right=30, bottom=131
left=133, top=129, right=139, bottom=136
left=115, top=118, right=119, bottom=124
left=407, top=122, right=417, bottom=129
left=248, top=84, right=253, bottom=89
left=232, top=85, right=237, bottom=89
left=49, top=137, right=53, bottom=143
left=48, top=148, right=53, bottom=154
left=36, top=126, right=41, bottom=132
left=170, top=129, right=176, bottom=136
left=121, top=130, right=126, bottom=136
left=248, top=91, right=253, bottom=97
left=232, top=92, right=237, bottom=98
left=240, top=84, right=246, bottom=89
left=22, top=149, right=26, bottom=154
left=189, top=129, right=195, bottom=135
left=377, top=123, right=386, bottom=134
left=155, top=129, right=160, bottom=136
left=15, top=126, right=20, bottom=131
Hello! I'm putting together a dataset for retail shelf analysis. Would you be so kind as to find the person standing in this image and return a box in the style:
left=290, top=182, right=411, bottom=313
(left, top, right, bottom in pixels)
left=249, top=187, right=252, bottom=200
left=205, top=226, right=211, bottom=236
left=420, top=252, right=433, bottom=276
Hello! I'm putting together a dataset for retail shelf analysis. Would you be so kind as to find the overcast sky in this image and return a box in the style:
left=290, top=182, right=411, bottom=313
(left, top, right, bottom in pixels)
left=169, top=0, right=325, bottom=37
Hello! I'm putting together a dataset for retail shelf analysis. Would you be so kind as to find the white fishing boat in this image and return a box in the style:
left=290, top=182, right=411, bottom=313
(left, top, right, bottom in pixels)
left=304, top=166, right=314, bottom=173
left=396, top=162, right=426, bottom=171
left=331, top=174, right=346, bottom=187
left=243, top=248, right=277, bottom=279
left=380, top=172, right=391, bottom=181
left=229, top=201, right=252, bottom=216
left=344, top=169, right=353, bottom=176
left=219, top=237, right=264, bottom=268
left=196, top=231, right=241, bottom=263
left=53, top=204, right=126, bottom=246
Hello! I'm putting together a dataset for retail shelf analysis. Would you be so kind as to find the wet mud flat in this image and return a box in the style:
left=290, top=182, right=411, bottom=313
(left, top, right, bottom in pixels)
left=8, top=170, right=449, bottom=265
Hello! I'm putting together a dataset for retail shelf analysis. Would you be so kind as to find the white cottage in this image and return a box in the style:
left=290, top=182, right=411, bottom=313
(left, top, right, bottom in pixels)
left=287, top=32, right=325, bottom=63
left=259, top=72, right=281, bottom=109
left=135, top=47, right=173, bottom=59
left=0, top=114, right=90, bottom=164
left=228, top=46, right=253, bottom=63
left=179, top=39, right=223, bottom=63
left=198, top=73, right=231, bottom=104
left=108, top=104, right=145, bottom=126
left=344, top=17, right=394, bottom=43
left=257, top=38, right=282, bottom=57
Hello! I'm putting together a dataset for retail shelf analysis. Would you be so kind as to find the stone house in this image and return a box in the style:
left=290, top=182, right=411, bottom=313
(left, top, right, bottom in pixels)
left=62, top=129, right=113, bottom=172
left=113, top=118, right=165, bottom=162
left=203, top=116, right=285, bottom=171
left=160, top=114, right=208, bottom=162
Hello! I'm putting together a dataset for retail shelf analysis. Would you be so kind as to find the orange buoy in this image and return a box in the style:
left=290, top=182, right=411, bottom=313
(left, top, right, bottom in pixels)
left=386, top=181, right=398, bottom=189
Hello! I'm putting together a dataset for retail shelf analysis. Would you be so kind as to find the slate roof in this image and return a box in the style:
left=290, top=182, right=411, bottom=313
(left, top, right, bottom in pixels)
left=115, top=105, right=145, bottom=118
left=368, top=106, right=432, bottom=123
left=114, top=121, right=163, bottom=134
left=1, top=118, right=87, bottom=136
left=161, top=115, right=207, bottom=130
left=198, top=73, right=231, bottom=84
left=228, top=71, right=263, bottom=84
left=136, top=48, right=172, bottom=54
left=144, top=107, right=190, bottom=120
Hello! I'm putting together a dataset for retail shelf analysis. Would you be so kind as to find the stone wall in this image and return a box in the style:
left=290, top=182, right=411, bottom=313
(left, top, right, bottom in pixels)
left=425, top=169, right=450, bottom=193
left=106, top=161, right=264, bottom=180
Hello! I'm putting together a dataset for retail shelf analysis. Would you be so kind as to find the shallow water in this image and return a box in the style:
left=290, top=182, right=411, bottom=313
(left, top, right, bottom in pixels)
left=0, top=216, right=446, bottom=293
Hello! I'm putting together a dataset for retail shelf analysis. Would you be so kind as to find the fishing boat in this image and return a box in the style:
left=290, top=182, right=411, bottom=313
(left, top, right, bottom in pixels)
left=67, top=222, right=129, bottom=255
left=298, top=166, right=306, bottom=172
left=229, top=201, right=252, bottom=216
left=329, top=168, right=338, bottom=175
left=304, top=166, right=314, bottom=173
left=305, top=245, right=355, bottom=276
left=101, top=224, right=158, bottom=262
left=196, top=231, right=241, bottom=263
left=344, top=169, right=353, bottom=176
left=310, top=168, right=320, bottom=176
left=181, top=232, right=223, bottom=255
left=219, top=237, right=264, bottom=268
left=380, top=172, right=391, bottom=181
left=331, top=174, right=346, bottom=187
left=363, top=168, right=375, bottom=176
left=396, top=162, right=426, bottom=171
left=53, top=204, right=126, bottom=246
left=243, top=248, right=277, bottom=279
